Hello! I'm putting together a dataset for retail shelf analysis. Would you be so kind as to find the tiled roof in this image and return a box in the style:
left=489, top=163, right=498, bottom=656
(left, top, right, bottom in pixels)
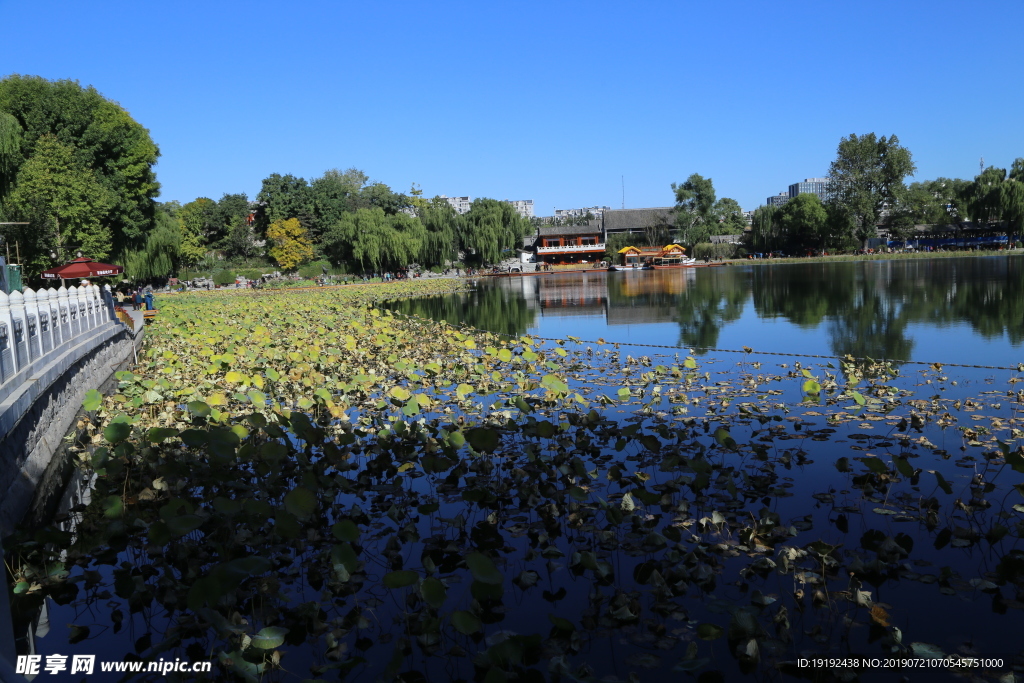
left=603, top=208, right=676, bottom=232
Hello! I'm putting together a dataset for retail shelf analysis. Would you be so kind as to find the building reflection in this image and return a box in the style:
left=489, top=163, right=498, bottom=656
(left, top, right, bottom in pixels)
left=515, top=269, right=697, bottom=326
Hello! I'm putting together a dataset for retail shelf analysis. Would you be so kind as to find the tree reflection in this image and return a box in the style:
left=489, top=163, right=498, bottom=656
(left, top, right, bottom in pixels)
left=385, top=285, right=537, bottom=337
left=391, top=257, right=1024, bottom=361
left=669, top=268, right=747, bottom=350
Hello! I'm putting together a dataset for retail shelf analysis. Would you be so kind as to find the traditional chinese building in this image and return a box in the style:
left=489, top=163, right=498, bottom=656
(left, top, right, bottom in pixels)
left=534, top=224, right=606, bottom=264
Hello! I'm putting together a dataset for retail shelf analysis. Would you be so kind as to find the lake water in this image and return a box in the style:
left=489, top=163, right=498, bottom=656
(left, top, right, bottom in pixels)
left=8, top=260, right=1024, bottom=683
left=390, top=256, right=1024, bottom=368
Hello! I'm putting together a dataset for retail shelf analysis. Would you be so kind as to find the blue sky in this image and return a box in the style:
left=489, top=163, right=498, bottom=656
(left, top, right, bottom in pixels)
left=4, top=0, right=1023, bottom=214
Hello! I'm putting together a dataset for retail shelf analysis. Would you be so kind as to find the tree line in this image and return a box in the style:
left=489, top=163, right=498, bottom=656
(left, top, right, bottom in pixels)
left=742, top=134, right=1024, bottom=255
left=0, top=76, right=532, bottom=279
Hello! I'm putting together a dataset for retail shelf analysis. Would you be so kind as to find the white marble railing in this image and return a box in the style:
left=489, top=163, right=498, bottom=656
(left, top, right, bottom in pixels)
left=0, top=284, right=118, bottom=391
left=537, top=243, right=606, bottom=253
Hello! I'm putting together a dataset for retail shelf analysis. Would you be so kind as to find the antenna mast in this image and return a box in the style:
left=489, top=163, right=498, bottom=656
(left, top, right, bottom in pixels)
left=621, top=176, right=624, bottom=210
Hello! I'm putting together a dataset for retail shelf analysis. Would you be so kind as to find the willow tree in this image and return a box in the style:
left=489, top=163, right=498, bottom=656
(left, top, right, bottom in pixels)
left=460, top=198, right=531, bottom=265
left=962, top=166, right=1006, bottom=224
left=123, top=210, right=180, bottom=280
left=323, top=207, right=426, bottom=272
left=748, top=205, right=778, bottom=252
left=419, top=196, right=462, bottom=267
left=1001, top=177, right=1024, bottom=234
left=0, top=111, right=22, bottom=202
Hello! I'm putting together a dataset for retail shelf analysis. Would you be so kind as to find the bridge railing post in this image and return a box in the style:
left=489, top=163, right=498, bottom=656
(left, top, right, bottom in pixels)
left=57, top=286, right=71, bottom=343
left=22, top=288, right=41, bottom=363
left=76, top=286, right=90, bottom=333
left=67, top=286, right=80, bottom=337
left=0, top=291, right=14, bottom=386
left=44, top=288, right=60, bottom=350
left=37, top=288, right=54, bottom=355
left=86, top=284, right=98, bottom=328
left=8, top=290, right=28, bottom=371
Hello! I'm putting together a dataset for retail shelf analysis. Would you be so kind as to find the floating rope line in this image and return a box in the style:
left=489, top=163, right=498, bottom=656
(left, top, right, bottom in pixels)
left=523, top=335, right=1023, bottom=372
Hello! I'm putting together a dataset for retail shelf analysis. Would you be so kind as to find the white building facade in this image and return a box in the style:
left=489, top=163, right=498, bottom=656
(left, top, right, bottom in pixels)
left=504, top=199, right=535, bottom=218
left=439, top=195, right=473, bottom=215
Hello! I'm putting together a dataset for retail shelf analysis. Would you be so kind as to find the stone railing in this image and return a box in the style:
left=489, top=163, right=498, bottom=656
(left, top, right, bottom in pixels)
left=537, top=243, right=606, bottom=254
left=0, top=284, right=118, bottom=404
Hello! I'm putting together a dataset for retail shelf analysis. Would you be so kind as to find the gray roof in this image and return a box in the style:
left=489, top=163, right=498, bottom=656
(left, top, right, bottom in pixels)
left=603, top=207, right=676, bottom=232
left=537, top=223, right=602, bottom=237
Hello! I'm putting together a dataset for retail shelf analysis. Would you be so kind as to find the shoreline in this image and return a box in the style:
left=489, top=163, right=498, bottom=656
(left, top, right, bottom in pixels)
left=729, top=247, right=1023, bottom=266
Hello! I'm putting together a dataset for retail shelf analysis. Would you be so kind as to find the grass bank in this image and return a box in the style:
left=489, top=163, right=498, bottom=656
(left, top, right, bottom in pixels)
left=734, top=247, right=1023, bottom=266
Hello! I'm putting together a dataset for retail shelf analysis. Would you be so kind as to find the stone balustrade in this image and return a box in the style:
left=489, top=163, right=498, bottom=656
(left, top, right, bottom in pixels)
left=0, top=284, right=119, bottom=403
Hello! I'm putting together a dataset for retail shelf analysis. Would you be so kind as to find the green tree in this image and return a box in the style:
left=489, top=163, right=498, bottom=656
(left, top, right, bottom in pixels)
left=712, top=197, right=746, bottom=234
left=1000, top=176, right=1024, bottom=234
left=419, top=196, right=463, bottom=267
left=268, top=217, right=315, bottom=271
left=254, top=173, right=314, bottom=238
left=176, top=197, right=218, bottom=265
left=122, top=210, right=180, bottom=280
left=672, top=174, right=716, bottom=247
left=224, top=221, right=259, bottom=260
left=826, top=133, right=916, bottom=245
left=748, top=205, right=778, bottom=252
left=777, top=193, right=829, bottom=252
left=356, top=182, right=410, bottom=216
left=962, top=166, right=1006, bottom=224
left=460, top=198, right=532, bottom=265
left=309, top=168, right=365, bottom=239
left=0, top=75, right=160, bottom=254
left=212, top=193, right=250, bottom=247
left=0, top=111, right=22, bottom=202
left=323, top=207, right=426, bottom=272
left=4, top=134, right=113, bottom=273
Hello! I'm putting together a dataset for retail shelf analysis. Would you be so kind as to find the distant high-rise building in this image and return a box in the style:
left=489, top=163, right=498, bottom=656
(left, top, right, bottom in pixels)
left=505, top=199, right=535, bottom=218
left=788, top=178, right=828, bottom=202
left=439, top=195, right=472, bottom=214
left=766, top=192, right=790, bottom=208
left=554, top=206, right=611, bottom=221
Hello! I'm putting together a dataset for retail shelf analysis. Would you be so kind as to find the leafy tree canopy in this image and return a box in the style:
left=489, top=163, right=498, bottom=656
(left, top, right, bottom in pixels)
left=672, top=174, right=717, bottom=247
left=826, top=133, right=916, bottom=244
left=0, top=74, right=160, bottom=254
left=4, top=134, right=113, bottom=273
left=268, top=217, right=315, bottom=271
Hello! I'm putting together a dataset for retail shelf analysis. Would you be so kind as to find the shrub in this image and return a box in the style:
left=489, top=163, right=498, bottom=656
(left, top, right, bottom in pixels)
left=692, top=242, right=739, bottom=260
left=213, top=270, right=235, bottom=287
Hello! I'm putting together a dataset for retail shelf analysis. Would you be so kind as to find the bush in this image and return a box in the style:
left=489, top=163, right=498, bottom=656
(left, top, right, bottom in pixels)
left=298, top=260, right=347, bottom=278
left=213, top=270, right=236, bottom=287
left=692, top=242, right=739, bottom=260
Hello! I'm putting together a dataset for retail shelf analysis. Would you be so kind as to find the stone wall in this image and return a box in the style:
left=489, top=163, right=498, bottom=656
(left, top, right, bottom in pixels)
left=0, top=321, right=137, bottom=537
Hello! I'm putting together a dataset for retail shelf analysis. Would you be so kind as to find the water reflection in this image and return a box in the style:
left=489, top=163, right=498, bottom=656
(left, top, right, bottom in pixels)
left=388, top=257, right=1024, bottom=363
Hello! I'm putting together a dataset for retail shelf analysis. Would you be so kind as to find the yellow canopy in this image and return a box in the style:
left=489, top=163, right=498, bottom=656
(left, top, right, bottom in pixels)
left=662, top=244, right=686, bottom=252
left=617, top=246, right=641, bottom=254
